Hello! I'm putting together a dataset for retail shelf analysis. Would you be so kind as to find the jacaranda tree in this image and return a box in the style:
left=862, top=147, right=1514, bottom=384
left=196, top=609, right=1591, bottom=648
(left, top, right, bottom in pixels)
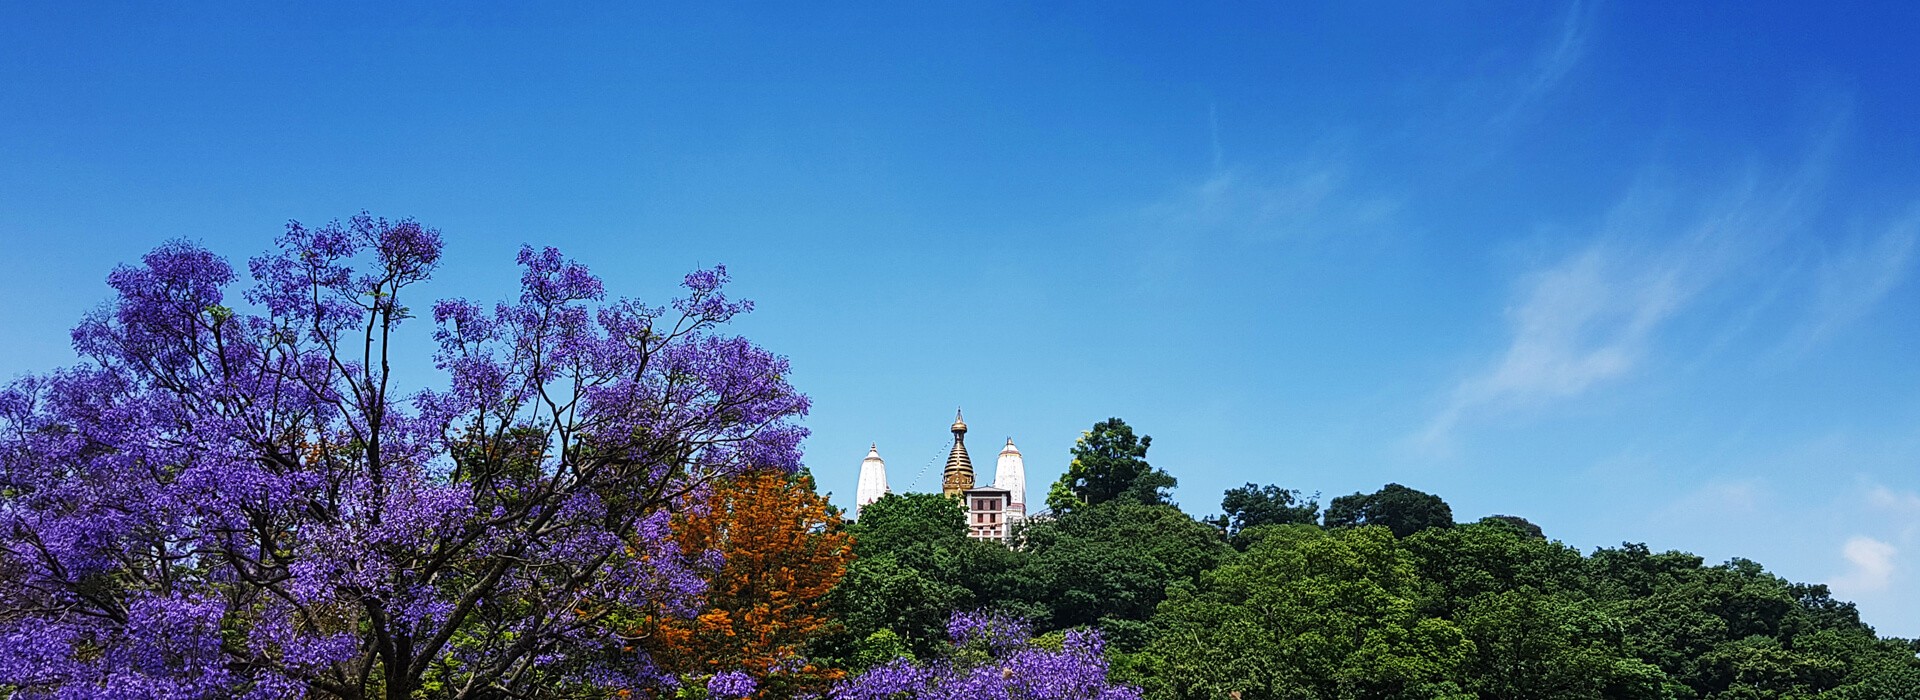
left=824, top=612, right=1141, bottom=700
left=0, top=215, right=809, bottom=699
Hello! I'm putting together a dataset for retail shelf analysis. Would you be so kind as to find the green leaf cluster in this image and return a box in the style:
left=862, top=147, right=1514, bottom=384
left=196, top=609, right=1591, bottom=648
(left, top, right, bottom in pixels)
left=1047, top=418, right=1178, bottom=513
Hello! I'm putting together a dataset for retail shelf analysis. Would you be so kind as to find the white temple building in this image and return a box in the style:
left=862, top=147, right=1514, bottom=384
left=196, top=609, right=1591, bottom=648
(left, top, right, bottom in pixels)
left=992, top=438, right=1027, bottom=527
left=855, top=409, right=1028, bottom=545
left=855, top=443, right=889, bottom=512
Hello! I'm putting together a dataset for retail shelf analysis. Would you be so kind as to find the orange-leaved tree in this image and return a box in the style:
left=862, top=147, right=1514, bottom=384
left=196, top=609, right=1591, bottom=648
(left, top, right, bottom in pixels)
left=639, top=469, right=854, bottom=697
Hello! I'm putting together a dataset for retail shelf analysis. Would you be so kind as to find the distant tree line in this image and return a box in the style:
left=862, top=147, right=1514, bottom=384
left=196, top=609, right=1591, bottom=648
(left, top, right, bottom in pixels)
left=823, top=418, right=1920, bottom=699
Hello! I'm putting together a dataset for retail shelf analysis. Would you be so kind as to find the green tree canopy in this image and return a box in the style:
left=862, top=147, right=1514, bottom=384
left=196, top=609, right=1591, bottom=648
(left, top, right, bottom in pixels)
left=821, top=493, right=979, bottom=661
left=1212, top=482, right=1320, bottom=549
left=1451, top=589, right=1667, bottom=699
left=819, top=555, right=972, bottom=663
left=1018, top=500, right=1228, bottom=649
left=1400, top=519, right=1586, bottom=612
left=1136, top=525, right=1475, bottom=700
left=1403, top=521, right=1665, bottom=699
left=1578, top=544, right=1920, bottom=699
left=821, top=453, right=1920, bottom=698
left=1480, top=514, right=1546, bottom=539
left=1046, top=417, right=1178, bottom=512
left=846, top=492, right=968, bottom=558
left=1324, top=482, right=1455, bottom=537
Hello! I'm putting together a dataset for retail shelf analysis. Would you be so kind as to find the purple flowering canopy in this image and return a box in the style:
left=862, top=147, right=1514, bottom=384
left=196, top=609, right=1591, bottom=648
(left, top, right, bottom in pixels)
left=825, top=612, right=1141, bottom=700
left=0, top=215, right=807, bottom=699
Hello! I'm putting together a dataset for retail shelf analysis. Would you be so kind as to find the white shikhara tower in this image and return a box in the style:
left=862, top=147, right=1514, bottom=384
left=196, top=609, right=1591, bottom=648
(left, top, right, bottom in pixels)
left=993, top=438, right=1027, bottom=524
left=855, top=443, right=890, bottom=513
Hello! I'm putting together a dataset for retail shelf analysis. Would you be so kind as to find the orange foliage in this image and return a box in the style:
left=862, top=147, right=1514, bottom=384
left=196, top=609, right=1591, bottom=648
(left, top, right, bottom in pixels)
left=640, top=470, right=853, bottom=696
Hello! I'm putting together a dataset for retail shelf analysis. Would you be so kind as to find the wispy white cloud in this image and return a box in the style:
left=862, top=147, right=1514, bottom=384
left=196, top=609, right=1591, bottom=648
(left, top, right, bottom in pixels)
left=1831, top=535, right=1899, bottom=595
left=1866, top=484, right=1920, bottom=542
left=1643, top=473, right=1774, bottom=533
left=1421, top=173, right=1808, bottom=444
left=1492, top=0, right=1596, bottom=126
left=1148, top=4, right=1592, bottom=252
left=1823, top=485, right=1920, bottom=631
left=1868, top=484, right=1920, bottom=513
left=1143, top=166, right=1399, bottom=244
left=1775, top=212, right=1919, bottom=357
left=1418, top=113, right=1858, bottom=446
left=1669, top=478, right=1767, bottom=516
left=1443, top=246, right=1675, bottom=409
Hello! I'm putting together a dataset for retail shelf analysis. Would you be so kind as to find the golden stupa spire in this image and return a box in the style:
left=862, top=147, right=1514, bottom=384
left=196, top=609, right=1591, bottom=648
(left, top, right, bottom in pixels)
left=942, top=408, right=974, bottom=497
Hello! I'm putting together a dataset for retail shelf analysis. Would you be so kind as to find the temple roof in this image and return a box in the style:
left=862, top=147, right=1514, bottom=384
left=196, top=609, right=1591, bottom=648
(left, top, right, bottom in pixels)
left=943, top=409, right=974, bottom=496
left=856, top=442, right=889, bottom=509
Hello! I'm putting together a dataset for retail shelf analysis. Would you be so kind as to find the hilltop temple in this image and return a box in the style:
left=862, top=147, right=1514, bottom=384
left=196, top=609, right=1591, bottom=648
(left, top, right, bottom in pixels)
left=854, top=409, right=1027, bottom=543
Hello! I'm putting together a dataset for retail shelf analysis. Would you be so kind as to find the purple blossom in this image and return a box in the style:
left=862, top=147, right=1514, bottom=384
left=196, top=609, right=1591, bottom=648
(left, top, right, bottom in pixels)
left=825, top=613, right=1142, bottom=700
left=946, top=610, right=1029, bottom=652
left=707, top=670, right=758, bottom=699
left=0, top=219, right=809, bottom=698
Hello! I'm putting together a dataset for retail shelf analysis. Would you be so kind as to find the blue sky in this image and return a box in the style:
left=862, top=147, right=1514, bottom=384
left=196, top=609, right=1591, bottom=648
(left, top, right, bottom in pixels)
left=5, top=3, right=1920, bottom=635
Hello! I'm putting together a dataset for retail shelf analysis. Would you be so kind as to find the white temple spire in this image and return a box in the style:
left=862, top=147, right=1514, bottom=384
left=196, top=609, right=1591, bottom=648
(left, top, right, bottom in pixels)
left=856, top=443, right=889, bottom=514
left=994, top=437, right=1027, bottom=522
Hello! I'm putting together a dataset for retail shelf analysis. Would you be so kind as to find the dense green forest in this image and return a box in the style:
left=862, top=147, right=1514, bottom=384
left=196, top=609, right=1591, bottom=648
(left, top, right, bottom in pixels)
left=821, top=418, right=1920, bottom=699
